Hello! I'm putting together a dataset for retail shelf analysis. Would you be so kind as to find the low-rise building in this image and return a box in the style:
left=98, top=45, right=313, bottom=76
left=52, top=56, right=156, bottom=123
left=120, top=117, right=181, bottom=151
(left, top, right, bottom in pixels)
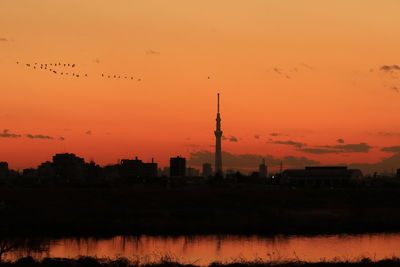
left=281, top=166, right=363, bottom=186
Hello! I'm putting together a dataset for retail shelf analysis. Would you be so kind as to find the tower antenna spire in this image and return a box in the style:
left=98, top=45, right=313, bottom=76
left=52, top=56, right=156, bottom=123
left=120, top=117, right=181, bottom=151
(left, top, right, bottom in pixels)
left=217, top=93, right=220, bottom=113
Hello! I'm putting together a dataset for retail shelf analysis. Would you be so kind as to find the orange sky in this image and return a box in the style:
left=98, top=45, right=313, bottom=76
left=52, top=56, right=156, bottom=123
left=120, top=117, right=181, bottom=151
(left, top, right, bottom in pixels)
left=1, top=0, right=400, bottom=172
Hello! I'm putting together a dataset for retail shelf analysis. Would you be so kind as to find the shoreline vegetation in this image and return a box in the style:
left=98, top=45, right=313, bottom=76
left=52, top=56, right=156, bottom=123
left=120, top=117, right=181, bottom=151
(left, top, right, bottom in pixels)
left=2, top=257, right=400, bottom=267
left=2, top=186, right=400, bottom=236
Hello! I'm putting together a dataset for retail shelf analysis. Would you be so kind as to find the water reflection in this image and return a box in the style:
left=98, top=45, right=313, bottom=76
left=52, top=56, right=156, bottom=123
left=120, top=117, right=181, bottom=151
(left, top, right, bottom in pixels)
left=4, top=234, right=400, bottom=265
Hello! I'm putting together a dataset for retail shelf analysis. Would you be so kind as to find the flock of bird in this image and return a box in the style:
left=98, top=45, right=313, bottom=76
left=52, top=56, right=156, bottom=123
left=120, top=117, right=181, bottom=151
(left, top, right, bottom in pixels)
left=16, top=61, right=142, bottom=81
left=101, top=73, right=141, bottom=81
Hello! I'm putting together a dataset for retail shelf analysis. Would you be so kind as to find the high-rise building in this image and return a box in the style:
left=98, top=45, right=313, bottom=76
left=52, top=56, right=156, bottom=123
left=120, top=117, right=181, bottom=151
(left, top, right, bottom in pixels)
left=259, top=158, right=267, bottom=178
left=214, top=93, right=223, bottom=176
left=170, top=156, right=186, bottom=177
left=202, top=163, right=213, bottom=177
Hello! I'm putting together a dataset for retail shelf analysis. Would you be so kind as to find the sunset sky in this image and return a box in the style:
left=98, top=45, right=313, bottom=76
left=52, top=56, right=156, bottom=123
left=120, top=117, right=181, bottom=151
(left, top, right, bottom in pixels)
left=1, top=0, right=400, bottom=173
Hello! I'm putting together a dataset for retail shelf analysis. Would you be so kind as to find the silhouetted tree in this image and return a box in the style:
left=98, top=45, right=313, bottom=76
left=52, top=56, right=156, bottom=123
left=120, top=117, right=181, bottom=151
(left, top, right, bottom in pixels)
left=0, top=234, right=48, bottom=262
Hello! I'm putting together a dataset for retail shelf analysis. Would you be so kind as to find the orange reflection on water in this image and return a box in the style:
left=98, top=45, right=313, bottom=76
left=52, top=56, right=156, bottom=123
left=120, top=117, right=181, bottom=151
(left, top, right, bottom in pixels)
left=6, top=234, right=400, bottom=265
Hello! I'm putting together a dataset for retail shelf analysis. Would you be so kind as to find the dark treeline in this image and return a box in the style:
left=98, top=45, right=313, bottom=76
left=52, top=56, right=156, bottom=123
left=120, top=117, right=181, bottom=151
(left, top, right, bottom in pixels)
left=2, top=186, right=400, bottom=236
left=1, top=256, right=400, bottom=267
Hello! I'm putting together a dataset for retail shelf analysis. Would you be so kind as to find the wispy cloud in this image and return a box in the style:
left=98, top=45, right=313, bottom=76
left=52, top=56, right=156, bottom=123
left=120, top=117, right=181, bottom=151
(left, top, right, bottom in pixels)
left=146, top=49, right=160, bottom=55
left=0, top=129, right=21, bottom=138
left=300, top=142, right=372, bottom=154
left=184, top=144, right=200, bottom=148
left=254, top=135, right=260, bottom=139
left=223, top=135, right=238, bottom=142
left=381, top=146, right=400, bottom=153
left=270, top=132, right=287, bottom=137
left=298, top=148, right=342, bottom=154
left=0, top=37, right=7, bottom=42
left=0, top=129, right=64, bottom=141
left=380, top=65, right=400, bottom=72
left=228, top=136, right=238, bottom=142
left=271, top=140, right=305, bottom=148
left=319, top=142, right=372, bottom=153
left=350, top=152, right=400, bottom=175
left=85, top=130, right=92, bottom=135
left=375, top=64, right=400, bottom=93
left=377, top=132, right=400, bottom=137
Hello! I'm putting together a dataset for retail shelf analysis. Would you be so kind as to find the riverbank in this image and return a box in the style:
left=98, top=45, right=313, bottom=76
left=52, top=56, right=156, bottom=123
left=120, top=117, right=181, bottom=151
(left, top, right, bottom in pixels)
left=1, top=257, right=400, bottom=267
left=2, top=186, right=400, bottom=236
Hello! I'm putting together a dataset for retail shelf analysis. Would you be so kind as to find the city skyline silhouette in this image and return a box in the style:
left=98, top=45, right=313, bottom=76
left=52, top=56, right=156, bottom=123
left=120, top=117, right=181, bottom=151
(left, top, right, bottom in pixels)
left=0, top=86, right=399, bottom=175
left=2, top=2, right=400, bottom=265
left=1, top=1, right=400, bottom=174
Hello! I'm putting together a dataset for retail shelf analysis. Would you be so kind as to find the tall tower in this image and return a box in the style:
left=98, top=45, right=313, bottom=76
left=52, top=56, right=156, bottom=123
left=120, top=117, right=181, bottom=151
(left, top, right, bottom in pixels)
left=214, top=93, right=223, bottom=176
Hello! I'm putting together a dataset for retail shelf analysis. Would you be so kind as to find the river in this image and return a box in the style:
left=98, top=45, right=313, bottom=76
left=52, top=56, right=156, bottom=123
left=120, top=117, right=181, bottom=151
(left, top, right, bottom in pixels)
left=5, top=233, right=400, bottom=264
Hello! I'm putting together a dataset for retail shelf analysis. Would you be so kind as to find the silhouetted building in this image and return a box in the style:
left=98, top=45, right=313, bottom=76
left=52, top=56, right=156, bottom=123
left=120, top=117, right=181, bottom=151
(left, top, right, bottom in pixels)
left=159, top=167, right=170, bottom=177
left=0, top=162, right=8, bottom=171
left=143, top=158, right=158, bottom=178
left=120, top=157, right=144, bottom=179
left=22, top=168, right=36, bottom=176
left=202, top=163, right=213, bottom=177
left=186, top=167, right=200, bottom=177
left=214, top=93, right=223, bottom=176
left=22, top=168, right=38, bottom=184
left=104, top=164, right=120, bottom=182
left=225, top=168, right=236, bottom=176
left=259, top=159, right=267, bottom=178
left=281, top=166, right=363, bottom=186
left=37, top=161, right=56, bottom=183
left=0, top=162, right=8, bottom=174
left=85, top=161, right=103, bottom=183
left=170, top=156, right=186, bottom=177
left=120, top=157, right=158, bottom=180
left=0, top=162, right=9, bottom=181
left=52, top=153, right=85, bottom=183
